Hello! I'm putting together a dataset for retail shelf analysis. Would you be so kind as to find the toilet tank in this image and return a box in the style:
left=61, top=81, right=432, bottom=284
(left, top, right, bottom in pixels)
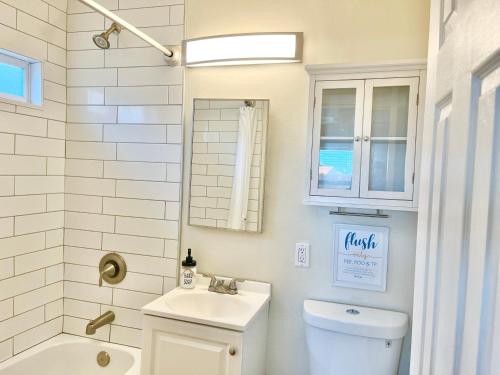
left=303, top=300, right=408, bottom=375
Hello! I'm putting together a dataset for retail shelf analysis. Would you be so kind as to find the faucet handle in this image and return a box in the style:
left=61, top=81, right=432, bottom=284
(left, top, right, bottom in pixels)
left=99, top=263, right=116, bottom=287
left=200, top=272, right=217, bottom=287
left=98, top=253, right=126, bottom=287
left=228, top=278, right=245, bottom=291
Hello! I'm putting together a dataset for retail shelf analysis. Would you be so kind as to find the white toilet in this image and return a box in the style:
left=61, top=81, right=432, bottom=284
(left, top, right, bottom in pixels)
left=303, top=300, right=408, bottom=375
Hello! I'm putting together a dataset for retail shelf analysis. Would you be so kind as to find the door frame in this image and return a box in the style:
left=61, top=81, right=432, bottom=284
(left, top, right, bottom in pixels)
left=409, top=0, right=450, bottom=372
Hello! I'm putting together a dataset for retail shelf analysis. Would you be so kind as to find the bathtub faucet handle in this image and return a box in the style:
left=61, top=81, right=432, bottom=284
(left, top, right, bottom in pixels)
left=98, top=253, right=127, bottom=287
left=99, top=262, right=116, bottom=287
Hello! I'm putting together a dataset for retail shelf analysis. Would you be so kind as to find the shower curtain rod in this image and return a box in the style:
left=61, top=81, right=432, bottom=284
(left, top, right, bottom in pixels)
left=78, top=0, right=179, bottom=64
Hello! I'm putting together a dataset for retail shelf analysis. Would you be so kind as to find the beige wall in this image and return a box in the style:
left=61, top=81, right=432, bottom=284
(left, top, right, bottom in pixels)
left=182, top=1, right=430, bottom=374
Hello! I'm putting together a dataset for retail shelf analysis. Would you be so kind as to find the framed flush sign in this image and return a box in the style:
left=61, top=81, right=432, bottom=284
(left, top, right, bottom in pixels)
left=333, top=224, right=389, bottom=291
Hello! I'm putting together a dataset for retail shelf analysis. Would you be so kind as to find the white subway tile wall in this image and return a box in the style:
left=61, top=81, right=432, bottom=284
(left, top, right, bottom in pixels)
left=0, top=0, right=67, bottom=361
left=189, top=100, right=264, bottom=231
left=64, top=0, right=183, bottom=349
left=0, top=0, right=184, bottom=363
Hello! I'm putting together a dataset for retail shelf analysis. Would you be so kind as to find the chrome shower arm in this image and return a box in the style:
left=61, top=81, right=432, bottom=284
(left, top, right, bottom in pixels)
left=78, top=0, right=179, bottom=64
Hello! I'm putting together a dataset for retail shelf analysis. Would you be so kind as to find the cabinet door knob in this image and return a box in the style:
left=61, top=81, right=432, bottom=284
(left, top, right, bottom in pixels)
left=229, top=347, right=237, bottom=356
left=363, top=136, right=370, bottom=142
left=354, top=136, right=361, bottom=142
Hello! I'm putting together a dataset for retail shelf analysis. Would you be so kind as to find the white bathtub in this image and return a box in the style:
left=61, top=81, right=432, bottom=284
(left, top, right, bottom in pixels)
left=0, top=334, right=141, bottom=375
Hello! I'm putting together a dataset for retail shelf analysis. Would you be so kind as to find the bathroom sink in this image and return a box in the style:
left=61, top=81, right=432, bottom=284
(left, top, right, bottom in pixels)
left=165, top=292, right=251, bottom=318
left=142, top=277, right=271, bottom=331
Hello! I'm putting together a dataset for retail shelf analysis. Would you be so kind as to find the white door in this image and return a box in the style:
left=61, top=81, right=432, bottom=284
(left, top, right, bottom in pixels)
left=310, top=80, right=364, bottom=197
left=411, top=0, right=500, bottom=374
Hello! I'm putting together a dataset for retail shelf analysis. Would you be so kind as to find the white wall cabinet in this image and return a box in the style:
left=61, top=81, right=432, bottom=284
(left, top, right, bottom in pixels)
left=304, top=61, right=426, bottom=211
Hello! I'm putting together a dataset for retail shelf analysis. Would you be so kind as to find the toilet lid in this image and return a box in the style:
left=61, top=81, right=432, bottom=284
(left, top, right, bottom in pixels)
left=303, top=300, right=408, bottom=340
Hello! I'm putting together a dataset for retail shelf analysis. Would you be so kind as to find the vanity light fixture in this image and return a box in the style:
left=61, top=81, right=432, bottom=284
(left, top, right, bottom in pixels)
left=182, top=32, right=303, bottom=67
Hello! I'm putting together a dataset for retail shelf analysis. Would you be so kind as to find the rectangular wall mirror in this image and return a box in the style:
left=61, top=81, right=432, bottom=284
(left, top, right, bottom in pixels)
left=188, top=99, right=269, bottom=232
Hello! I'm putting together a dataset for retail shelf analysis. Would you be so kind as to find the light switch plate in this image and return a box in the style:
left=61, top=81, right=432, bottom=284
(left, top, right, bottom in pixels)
left=295, top=242, right=310, bottom=268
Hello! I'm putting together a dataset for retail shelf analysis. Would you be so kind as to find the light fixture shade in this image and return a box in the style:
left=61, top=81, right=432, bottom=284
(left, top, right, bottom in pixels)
left=182, top=32, right=303, bottom=67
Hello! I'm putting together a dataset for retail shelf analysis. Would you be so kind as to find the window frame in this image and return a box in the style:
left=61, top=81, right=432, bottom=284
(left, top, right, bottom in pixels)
left=0, top=49, right=42, bottom=107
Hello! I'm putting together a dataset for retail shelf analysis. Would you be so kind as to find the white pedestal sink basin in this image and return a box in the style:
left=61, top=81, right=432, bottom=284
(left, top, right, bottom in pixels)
left=142, top=277, right=271, bottom=331
left=165, top=291, right=251, bottom=318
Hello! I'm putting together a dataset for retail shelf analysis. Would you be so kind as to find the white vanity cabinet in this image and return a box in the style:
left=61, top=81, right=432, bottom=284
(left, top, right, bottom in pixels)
left=304, top=62, right=426, bottom=211
left=141, top=308, right=268, bottom=375
left=140, top=280, right=271, bottom=375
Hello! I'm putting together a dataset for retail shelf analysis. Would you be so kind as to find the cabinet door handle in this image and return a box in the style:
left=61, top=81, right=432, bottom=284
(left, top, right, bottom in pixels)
left=354, top=136, right=361, bottom=142
left=363, top=136, right=370, bottom=142
left=229, top=347, right=237, bottom=356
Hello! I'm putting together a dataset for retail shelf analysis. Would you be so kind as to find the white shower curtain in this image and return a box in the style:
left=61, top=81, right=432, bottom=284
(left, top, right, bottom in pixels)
left=227, top=106, right=258, bottom=230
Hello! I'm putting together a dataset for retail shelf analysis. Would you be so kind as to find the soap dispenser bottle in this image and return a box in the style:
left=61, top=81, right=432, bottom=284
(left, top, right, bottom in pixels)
left=180, top=249, right=197, bottom=289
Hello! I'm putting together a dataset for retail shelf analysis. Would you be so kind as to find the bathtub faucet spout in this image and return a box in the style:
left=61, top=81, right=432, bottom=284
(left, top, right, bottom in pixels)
left=86, top=311, right=115, bottom=335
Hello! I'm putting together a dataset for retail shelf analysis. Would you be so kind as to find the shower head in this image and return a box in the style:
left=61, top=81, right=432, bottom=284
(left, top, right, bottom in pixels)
left=93, top=33, right=110, bottom=49
left=79, top=0, right=178, bottom=65
left=92, top=22, right=121, bottom=49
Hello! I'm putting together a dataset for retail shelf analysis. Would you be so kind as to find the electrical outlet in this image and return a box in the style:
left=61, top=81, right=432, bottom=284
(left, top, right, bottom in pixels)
left=295, top=242, right=310, bottom=268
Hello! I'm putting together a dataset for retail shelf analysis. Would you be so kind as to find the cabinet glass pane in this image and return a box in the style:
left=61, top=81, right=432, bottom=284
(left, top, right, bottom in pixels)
left=318, top=140, right=353, bottom=190
left=320, top=88, right=356, bottom=137
left=371, top=86, right=410, bottom=137
left=369, top=140, right=406, bottom=192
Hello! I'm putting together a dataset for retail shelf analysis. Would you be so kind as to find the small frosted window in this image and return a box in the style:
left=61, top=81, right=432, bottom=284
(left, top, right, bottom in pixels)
left=0, top=62, right=26, bottom=98
left=0, top=50, right=42, bottom=106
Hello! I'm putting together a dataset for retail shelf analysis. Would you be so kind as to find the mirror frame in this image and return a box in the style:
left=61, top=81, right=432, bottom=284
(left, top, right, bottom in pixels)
left=187, top=98, right=270, bottom=233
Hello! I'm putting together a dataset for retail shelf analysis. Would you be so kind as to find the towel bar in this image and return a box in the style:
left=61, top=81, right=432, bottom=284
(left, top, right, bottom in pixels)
left=329, top=207, right=390, bottom=219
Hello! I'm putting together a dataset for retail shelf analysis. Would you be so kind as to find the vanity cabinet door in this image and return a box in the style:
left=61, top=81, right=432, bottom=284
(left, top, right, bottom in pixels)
left=142, top=316, right=243, bottom=375
left=359, top=77, right=419, bottom=200
left=151, top=333, right=238, bottom=375
left=310, top=80, right=365, bottom=197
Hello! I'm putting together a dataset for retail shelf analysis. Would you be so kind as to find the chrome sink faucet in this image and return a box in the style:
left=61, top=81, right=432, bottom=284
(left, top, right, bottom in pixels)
left=201, top=273, right=245, bottom=295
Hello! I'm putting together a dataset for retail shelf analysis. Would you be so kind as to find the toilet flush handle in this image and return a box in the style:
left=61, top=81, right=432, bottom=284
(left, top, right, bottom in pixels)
left=346, top=308, right=360, bottom=315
